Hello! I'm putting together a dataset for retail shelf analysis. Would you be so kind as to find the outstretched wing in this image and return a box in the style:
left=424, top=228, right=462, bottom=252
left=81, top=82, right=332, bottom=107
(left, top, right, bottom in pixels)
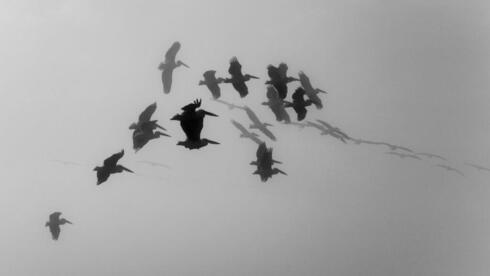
left=103, top=150, right=124, bottom=167
left=278, top=63, right=289, bottom=78
left=267, top=65, right=281, bottom=81
left=256, top=142, right=268, bottom=159
left=244, top=106, right=261, bottom=124
left=162, top=68, right=174, bottom=94
left=231, top=120, right=248, bottom=134
left=292, top=87, right=306, bottom=101
left=164, top=41, right=181, bottom=64
left=266, top=85, right=280, bottom=100
left=228, top=57, right=242, bottom=77
left=182, top=99, right=201, bottom=112
left=49, top=212, right=62, bottom=222
left=139, top=102, right=157, bottom=123
left=49, top=224, right=61, bottom=240
left=203, top=70, right=216, bottom=80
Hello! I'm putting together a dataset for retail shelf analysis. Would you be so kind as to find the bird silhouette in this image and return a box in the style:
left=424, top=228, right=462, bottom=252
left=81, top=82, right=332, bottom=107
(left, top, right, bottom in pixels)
left=262, top=85, right=291, bottom=123
left=464, top=162, right=490, bottom=172
left=45, top=212, right=72, bottom=240
left=250, top=142, right=286, bottom=182
left=158, top=41, right=189, bottom=94
left=224, top=57, right=259, bottom=98
left=94, top=150, right=134, bottom=185
left=385, top=151, right=422, bottom=160
left=284, top=87, right=313, bottom=121
left=315, top=120, right=350, bottom=140
left=243, top=106, right=276, bottom=141
left=265, top=63, right=299, bottom=99
left=171, top=99, right=219, bottom=149
left=129, top=102, right=169, bottom=152
left=199, top=70, right=225, bottom=99
left=352, top=138, right=413, bottom=152
left=435, top=164, right=465, bottom=176
left=231, top=120, right=263, bottom=145
left=306, top=121, right=348, bottom=143
left=298, top=71, right=327, bottom=109
left=415, top=152, right=446, bottom=160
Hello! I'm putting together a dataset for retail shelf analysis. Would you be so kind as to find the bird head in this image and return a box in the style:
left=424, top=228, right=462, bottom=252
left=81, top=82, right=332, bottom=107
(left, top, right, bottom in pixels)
left=158, top=63, right=165, bottom=70
left=129, top=122, right=138, bottom=130
left=93, top=166, right=101, bottom=172
left=177, top=61, right=189, bottom=68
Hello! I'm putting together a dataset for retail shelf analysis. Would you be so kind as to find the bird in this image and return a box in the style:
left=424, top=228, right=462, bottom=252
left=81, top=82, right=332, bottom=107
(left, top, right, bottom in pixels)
left=94, top=150, right=134, bottom=185
left=212, top=98, right=245, bottom=110
left=129, top=102, right=169, bottom=152
left=415, top=152, right=446, bottom=160
left=351, top=138, right=413, bottom=152
left=250, top=142, right=286, bottom=182
left=224, top=57, right=259, bottom=98
left=199, top=70, right=225, bottom=99
left=45, top=212, right=72, bottom=241
left=265, top=63, right=299, bottom=99
left=231, top=120, right=263, bottom=145
left=243, top=106, right=276, bottom=141
left=284, top=87, right=313, bottom=121
left=306, top=121, right=348, bottom=143
left=435, top=164, right=465, bottom=176
left=171, top=99, right=219, bottom=149
left=315, top=120, right=350, bottom=140
left=385, top=151, right=422, bottom=160
left=464, top=162, right=490, bottom=172
left=158, top=41, right=189, bottom=94
left=298, top=71, right=327, bottom=109
left=262, top=85, right=291, bottom=123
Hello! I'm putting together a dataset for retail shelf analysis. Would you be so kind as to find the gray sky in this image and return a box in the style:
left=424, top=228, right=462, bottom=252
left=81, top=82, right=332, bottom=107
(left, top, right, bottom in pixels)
left=1, top=0, right=490, bottom=275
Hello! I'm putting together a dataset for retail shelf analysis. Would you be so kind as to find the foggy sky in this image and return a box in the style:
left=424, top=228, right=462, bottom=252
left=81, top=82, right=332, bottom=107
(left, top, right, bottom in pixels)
left=1, top=0, right=490, bottom=275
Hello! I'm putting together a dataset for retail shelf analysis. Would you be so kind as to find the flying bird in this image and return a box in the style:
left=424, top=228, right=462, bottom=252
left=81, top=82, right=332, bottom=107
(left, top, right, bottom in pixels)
left=45, top=212, right=72, bottom=241
left=435, top=164, right=465, bottom=176
left=171, top=99, right=219, bottom=149
left=231, top=120, right=263, bottom=145
left=129, top=102, right=169, bottom=151
left=262, top=85, right=291, bottom=123
left=298, top=71, right=327, bottom=109
left=306, top=121, right=348, bottom=143
left=265, top=63, right=299, bottom=99
left=415, top=152, right=446, bottom=161
left=94, top=150, right=134, bottom=185
left=465, top=162, right=490, bottom=172
left=243, top=106, right=276, bottom=141
left=158, top=41, right=189, bottom=94
left=250, top=142, right=286, bottom=182
left=315, top=120, right=350, bottom=140
left=284, top=87, right=313, bottom=121
left=352, top=138, right=413, bottom=152
left=224, top=57, right=259, bottom=98
left=385, top=151, right=422, bottom=160
left=199, top=70, right=225, bottom=99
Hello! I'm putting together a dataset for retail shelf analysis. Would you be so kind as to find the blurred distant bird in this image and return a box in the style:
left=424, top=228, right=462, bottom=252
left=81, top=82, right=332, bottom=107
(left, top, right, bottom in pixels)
left=94, top=150, right=134, bottom=185
left=129, top=102, right=169, bottom=151
left=316, top=120, right=350, bottom=140
left=284, top=87, right=313, bottom=121
left=265, top=63, right=299, bottom=99
left=415, top=152, right=446, bottom=161
left=158, top=41, right=189, bottom=94
left=352, top=138, right=413, bottom=152
left=284, top=121, right=308, bottom=129
left=435, top=164, right=465, bottom=176
left=250, top=142, right=286, bottom=182
left=386, top=151, right=422, bottom=160
left=224, top=57, right=259, bottom=98
left=171, top=99, right=219, bottom=149
left=262, top=85, right=291, bottom=123
left=298, top=71, right=327, bottom=109
left=212, top=98, right=245, bottom=110
left=465, top=162, right=490, bottom=172
left=243, top=106, right=276, bottom=141
left=231, top=120, right=263, bottom=145
left=199, top=70, right=225, bottom=99
left=45, top=212, right=72, bottom=240
left=306, top=121, right=348, bottom=143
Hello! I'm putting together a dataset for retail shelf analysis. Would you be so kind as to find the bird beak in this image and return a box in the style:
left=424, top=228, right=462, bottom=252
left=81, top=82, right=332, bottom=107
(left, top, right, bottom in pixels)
left=170, top=114, right=180, bottom=120
left=249, top=75, right=259, bottom=79
left=203, top=110, right=218, bottom=117
left=317, top=89, right=327, bottom=94
left=180, top=61, right=190, bottom=68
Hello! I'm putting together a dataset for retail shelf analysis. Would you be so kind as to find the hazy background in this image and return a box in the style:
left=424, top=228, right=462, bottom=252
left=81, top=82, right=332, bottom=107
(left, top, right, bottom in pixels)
left=1, top=0, right=490, bottom=275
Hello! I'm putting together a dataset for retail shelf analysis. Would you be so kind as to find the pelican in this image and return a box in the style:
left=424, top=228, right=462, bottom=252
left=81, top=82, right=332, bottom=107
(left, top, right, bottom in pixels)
left=158, top=41, right=189, bottom=94
left=265, top=63, right=298, bottom=99
left=199, top=70, right=225, bottom=99
left=284, top=87, right=313, bottom=121
left=262, top=85, right=291, bottom=123
left=171, top=99, right=219, bottom=149
left=45, top=212, right=72, bottom=240
left=243, top=106, right=276, bottom=141
left=129, top=102, right=169, bottom=152
left=298, top=71, right=327, bottom=109
left=94, top=150, right=134, bottom=185
left=250, top=143, right=286, bottom=182
left=224, top=57, right=259, bottom=98
left=231, top=119, right=263, bottom=145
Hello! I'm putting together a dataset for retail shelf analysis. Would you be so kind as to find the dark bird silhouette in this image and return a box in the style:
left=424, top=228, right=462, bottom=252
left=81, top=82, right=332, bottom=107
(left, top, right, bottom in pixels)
left=262, top=85, right=291, bottom=123
left=306, top=121, right=348, bottom=143
left=386, top=151, right=422, bottom=160
left=243, top=106, right=276, bottom=141
left=199, top=70, right=225, bottom=99
left=465, top=162, right=490, bottom=172
left=415, top=152, right=446, bottom=161
left=224, top=57, right=259, bottom=98
left=171, top=99, right=219, bottom=149
left=158, top=41, right=189, bottom=94
left=435, top=164, right=465, bottom=176
left=45, top=212, right=72, bottom=240
left=231, top=120, right=263, bottom=145
left=250, top=142, right=286, bottom=182
left=284, top=87, right=313, bottom=121
left=265, top=63, right=299, bottom=99
left=94, top=150, right=134, bottom=185
left=298, top=71, right=327, bottom=109
left=211, top=98, right=245, bottom=110
left=129, top=102, right=169, bottom=152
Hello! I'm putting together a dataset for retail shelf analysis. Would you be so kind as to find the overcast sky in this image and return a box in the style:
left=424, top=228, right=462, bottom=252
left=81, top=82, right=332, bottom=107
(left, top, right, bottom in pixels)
left=1, top=0, right=490, bottom=275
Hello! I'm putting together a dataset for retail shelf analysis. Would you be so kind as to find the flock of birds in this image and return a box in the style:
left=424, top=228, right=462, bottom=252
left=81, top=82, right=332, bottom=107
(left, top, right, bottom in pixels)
left=46, top=41, right=490, bottom=241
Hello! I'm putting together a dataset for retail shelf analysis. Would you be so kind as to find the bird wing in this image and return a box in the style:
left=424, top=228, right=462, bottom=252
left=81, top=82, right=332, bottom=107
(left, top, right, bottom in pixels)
left=138, top=102, right=157, bottom=123
left=164, top=41, right=181, bottom=64
left=267, top=65, right=281, bottom=81
left=231, top=120, right=248, bottom=134
left=228, top=57, right=243, bottom=77
left=266, top=85, right=280, bottom=100
left=49, top=212, right=62, bottom=222
left=49, top=224, right=61, bottom=240
left=256, top=143, right=268, bottom=159
left=103, top=150, right=124, bottom=167
left=298, top=71, right=313, bottom=91
left=162, top=68, right=174, bottom=94
left=292, top=87, right=305, bottom=101
left=203, top=70, right=216, bottom=79
left=244, top=106, right=261, bottom=124
left=278, top=63, right=289, bottom=79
